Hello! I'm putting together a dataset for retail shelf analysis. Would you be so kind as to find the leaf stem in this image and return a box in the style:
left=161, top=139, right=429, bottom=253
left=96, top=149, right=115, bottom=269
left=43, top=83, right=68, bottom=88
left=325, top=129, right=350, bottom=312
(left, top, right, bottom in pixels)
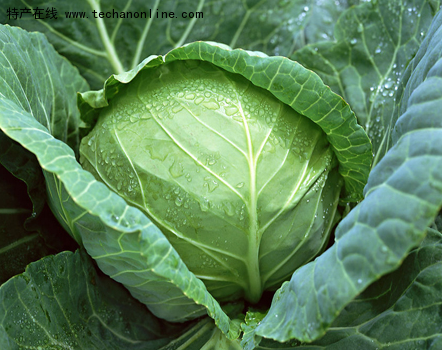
left=132, top=0, right=160, bottom=68
left=87, top=0, right=125, bottom=74
left=174, top=0, right=205, bottom=48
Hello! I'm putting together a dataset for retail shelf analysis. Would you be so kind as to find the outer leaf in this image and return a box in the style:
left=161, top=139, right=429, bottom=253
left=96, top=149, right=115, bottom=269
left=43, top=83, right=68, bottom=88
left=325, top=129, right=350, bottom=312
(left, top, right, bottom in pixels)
left=249, top=228, right=442, bottom=349
left=158, top=318, right=243, bottom=350
left=241, top=310, right=266, bottom=350
left=0, top=22, right=88, bottom=233
left=1, top=0, right=320, bottom=89
left=292, top=0, right=362, bottom=51
left=292, top=0, right=440, bottom=166
left=0, top=250, right=187, bottom=349
left=0, top=23, right=84, bottom=282
left=392, top=3, right=442, bottom=142
left=0, top=132, right=46, bottom=221
left=253, top=9, right=442, bottom=343
left=0, top=25, right=237, bottom=335
left=0, top=164, right=50, bottom=284
left=79, top=41, right=372, bottom=203
left=0, top=24, right=89, bottom=152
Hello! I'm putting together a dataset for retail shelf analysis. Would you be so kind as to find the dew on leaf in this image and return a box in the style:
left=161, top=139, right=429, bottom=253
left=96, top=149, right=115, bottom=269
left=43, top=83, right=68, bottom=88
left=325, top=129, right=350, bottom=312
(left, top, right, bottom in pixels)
left=172, top=105, right=184, bottom=113
left=202, top=100, right=220, bottom=109
left=225, top=106, right=238, bottom=116
left=169, top=161, right=184, bottom=178
left=194, top=96, right=204, bottom=105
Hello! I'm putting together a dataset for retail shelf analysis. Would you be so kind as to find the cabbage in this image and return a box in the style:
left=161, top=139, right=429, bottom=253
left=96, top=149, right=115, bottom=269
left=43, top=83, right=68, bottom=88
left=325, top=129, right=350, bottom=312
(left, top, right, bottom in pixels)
left=80, top=59, right=342, bottom=303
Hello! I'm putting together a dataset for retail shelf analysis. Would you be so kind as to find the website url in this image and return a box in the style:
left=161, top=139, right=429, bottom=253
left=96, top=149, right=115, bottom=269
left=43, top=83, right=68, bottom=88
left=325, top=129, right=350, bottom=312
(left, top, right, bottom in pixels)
left=6, top=7, right=203, bottom=20
left=85, top=9, right=204, bottom=19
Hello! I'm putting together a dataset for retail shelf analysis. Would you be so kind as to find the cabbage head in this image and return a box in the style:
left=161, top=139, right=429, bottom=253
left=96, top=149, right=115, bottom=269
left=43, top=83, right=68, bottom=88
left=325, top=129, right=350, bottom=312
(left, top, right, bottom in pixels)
left=79, top=43, right=370, bottom=306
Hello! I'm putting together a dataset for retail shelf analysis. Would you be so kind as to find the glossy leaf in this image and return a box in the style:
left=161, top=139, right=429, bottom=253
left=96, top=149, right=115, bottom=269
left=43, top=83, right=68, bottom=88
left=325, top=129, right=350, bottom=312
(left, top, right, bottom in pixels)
left=0, top=24, right=89, bottom=152
left=0, top=250, right=185, bottom=349
left=292, top=0, right=440, bottom=166
left=249, top=227, right=442, bottom=349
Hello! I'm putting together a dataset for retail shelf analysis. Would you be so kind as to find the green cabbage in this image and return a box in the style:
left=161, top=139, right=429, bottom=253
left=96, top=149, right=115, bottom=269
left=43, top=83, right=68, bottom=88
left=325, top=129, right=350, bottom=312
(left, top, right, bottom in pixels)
left=80, top=60, right=342, bottom=303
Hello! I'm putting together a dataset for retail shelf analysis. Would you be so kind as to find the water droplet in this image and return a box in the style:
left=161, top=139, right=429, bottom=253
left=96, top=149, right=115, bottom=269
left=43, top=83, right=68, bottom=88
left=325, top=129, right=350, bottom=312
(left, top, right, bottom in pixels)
left=223, top=202, right=235, bottom=216
left=194, top=96, right=204, bottom=105
left=384, top=81, right=394, bottom=89
left=225, top=106, right=238, bottom=116
left=236, top=182, right=245, bottom=188
left=350, top=38, right=358, bottom=45
left=208, top=180, right=219, bottom=192
left=172, top=105, right=184, bottom=113
left=199, top=198, right=210, bottom=212
left=169, top=161, right=184, bottom=178
left=202, top=101, right=220, bottom=109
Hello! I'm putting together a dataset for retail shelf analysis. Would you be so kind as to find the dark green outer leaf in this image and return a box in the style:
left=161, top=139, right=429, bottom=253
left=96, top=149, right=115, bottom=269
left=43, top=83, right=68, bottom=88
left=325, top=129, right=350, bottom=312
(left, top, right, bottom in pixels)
left=1, top=0, right=322, bottom=89
left=158, top=318, right=243, bottom=350
left=0, top=135, right=77, bottom=265
left=241, top=310, right=266, bottom=350
left=0, top=250, right=186, bottom=349
left=292, top=0, right=440, bottom=167
left=0, top=163, right=49, bottom=284
left=79, top=41, right=372, bottom=202
left=0, top=132, right=46, bottom=221
left=392, top=5, right=442, bottom=143
left=0, top=22, right=88, bottom=230
left=251, top=228, right=442, bottom=349
left=293, top=0, right=362, bottom=51
left=0, top=24, right=89, bottom=152
left=0, top=23, right=86, bottom=282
